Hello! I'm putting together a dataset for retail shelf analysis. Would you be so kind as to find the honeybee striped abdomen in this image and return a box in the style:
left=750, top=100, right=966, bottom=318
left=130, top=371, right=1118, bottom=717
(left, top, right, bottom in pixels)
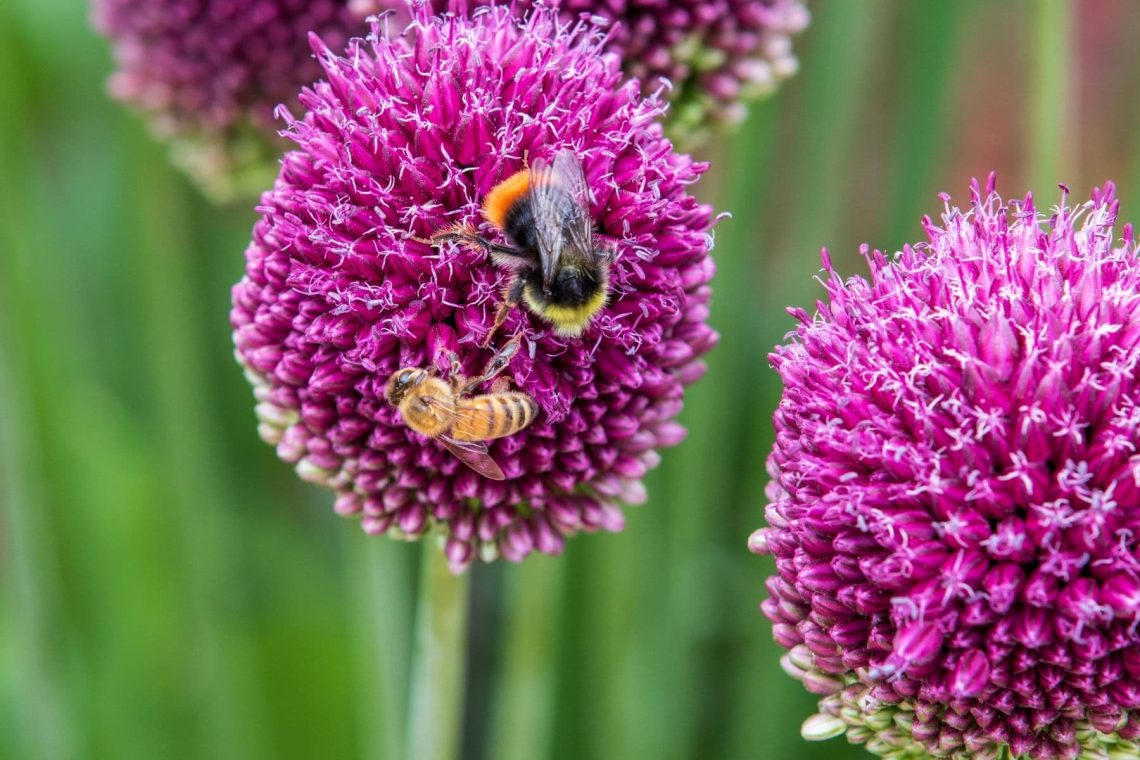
left=451, top=392, right=538, bottom=441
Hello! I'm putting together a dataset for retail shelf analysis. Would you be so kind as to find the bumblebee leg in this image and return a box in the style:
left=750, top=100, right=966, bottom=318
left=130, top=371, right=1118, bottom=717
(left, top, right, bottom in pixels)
left=482, top=278, right=525, bottom=348
left=428, top=228, right=528, bottom=260
left=462, top=334, right=522, bottom=393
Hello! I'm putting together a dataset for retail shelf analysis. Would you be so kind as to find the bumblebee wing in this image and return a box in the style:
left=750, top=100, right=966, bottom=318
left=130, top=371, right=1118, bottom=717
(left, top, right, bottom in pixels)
left=551, top=150, right=599, bottom=268
left=440, top=435, right=506, bottom=480
left=529, top=150, right=595, bottom=288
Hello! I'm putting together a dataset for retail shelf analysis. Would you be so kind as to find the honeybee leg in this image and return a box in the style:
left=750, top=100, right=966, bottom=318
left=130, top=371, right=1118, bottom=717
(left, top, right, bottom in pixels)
left=446, top=351, right=467, bottom=389
left=481, top=278, right=525, bottom=348
left=489, top=376, right=510, bottom=394
left=462, top=334, right=523, bottom=393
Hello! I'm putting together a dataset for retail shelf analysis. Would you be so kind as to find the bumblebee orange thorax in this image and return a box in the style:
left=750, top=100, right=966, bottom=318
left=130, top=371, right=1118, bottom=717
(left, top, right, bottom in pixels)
left=482, top=168, right=531, bottom=229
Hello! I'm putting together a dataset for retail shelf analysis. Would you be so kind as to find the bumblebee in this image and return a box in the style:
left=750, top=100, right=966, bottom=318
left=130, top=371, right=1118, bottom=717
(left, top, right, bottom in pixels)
left=430, top=150, right=613, bottom=342
left=385, top=338, right=538, bottom=481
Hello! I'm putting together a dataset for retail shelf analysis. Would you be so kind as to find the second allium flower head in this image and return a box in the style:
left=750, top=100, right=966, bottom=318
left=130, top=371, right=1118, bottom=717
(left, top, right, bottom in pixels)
left=92, top=0, right=807, bottom=199
left=90, top=0, right=369, bottom=200
left=753, top=179, right=1140, bottom=759
left=232, top=6, right=717, bottom=571
left=424, top=0, right=810, bottom=135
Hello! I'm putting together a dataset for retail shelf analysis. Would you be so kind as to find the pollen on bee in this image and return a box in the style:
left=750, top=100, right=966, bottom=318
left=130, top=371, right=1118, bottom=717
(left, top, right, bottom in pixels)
left=482, top=169, right=531, bottom=229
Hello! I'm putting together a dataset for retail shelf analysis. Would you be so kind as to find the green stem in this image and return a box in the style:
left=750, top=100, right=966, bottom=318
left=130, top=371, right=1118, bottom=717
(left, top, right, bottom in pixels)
left=407, top=542, right=471, bottom=760
left=350, top=535, right=415, bottom=760
left=1028, top=0, right=1073, bottom=192
left=487, top=557, right=565, bottom=760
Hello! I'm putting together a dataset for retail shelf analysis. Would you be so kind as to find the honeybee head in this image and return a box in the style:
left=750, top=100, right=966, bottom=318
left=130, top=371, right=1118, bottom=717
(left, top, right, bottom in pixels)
left=385, top=367, right=429, bottom=406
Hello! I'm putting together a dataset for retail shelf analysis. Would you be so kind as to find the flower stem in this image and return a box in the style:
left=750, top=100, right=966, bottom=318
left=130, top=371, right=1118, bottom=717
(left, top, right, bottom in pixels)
left=407, top=542, right=471, bottom=760
left=350, top=535, right=414, bottom=760
left=487, top=556, right=565, bottom=760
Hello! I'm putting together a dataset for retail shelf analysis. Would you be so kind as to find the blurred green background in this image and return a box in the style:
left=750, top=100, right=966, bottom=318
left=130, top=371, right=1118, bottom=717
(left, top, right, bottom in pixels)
left=3, top=0, right=1139, bottom=758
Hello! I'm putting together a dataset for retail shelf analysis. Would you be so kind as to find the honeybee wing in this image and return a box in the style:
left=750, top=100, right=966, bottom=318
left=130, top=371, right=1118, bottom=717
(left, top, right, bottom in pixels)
left=440, top=435, right=507, bottom=480
left=414, top=396, right=507, bottom=479
left=421, top=394, right=478, bottom=425
left=529, top=150, right=596, bottom=289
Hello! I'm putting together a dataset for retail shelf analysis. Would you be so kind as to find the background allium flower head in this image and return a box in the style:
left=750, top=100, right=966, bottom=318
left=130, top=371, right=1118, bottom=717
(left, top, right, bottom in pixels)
left=585, top=0, right=810, bottom=134
left=751, top=178, right=1140, bottom=759
left=231, top=6, right=717, bottom=571
left=91, top=0, right=368, bottom=201
left=356, top=0, right=809, bottom=140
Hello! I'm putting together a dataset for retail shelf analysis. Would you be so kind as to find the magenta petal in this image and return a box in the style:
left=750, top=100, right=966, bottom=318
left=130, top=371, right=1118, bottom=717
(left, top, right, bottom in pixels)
left=950, top=650, right=992, bottom=699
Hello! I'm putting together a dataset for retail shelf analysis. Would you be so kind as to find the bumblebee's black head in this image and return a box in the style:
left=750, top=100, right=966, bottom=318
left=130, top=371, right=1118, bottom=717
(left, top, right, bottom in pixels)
left=385, top=368, right=428, bottom=406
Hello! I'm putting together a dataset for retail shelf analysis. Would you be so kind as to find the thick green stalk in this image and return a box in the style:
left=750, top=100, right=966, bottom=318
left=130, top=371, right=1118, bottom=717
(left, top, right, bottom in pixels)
left=350, top=535, right=416, bottom=760
left=487, top=557, right=565, bottom=760
left=1028, top=0, right=1073, bottom=191
left=407, top=542, right=471, bottom=760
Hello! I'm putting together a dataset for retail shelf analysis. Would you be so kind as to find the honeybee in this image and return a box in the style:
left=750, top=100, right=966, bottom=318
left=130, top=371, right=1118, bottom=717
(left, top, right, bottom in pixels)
left=385, top=338, right=538, bottom=480
left=430, top=149, right=614, bottom=343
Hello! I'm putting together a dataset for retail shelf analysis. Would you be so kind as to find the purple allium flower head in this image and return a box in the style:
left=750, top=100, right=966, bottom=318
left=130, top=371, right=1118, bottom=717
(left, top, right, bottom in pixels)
left=231, top=6, right=717, bottom=571
left=90, top=0, right=368, bottom=200
left=581, top=0, right=810, bottom=133
left=358, top=0, right=808, bottom=139
left=752, top=178, right=1140, bottom=759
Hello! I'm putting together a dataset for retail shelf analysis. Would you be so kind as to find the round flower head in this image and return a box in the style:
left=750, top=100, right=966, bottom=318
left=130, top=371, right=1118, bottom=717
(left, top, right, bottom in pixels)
left=91, top=0, right=368, bottom=201
left=581, top=0, right=811, bottom=135
left=357, top=0, right=809, bottom=140
left=231, top=7, right=717, bottom=571
left=752, top=178, right=1140, bottom=759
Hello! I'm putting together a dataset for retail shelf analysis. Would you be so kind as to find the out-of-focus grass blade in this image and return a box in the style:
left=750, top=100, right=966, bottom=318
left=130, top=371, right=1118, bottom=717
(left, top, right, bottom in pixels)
left=0, top=185, right=77, bottom=760
left=721, top=2, right=890, bottom=759
left=549, top=527, right=658, bottom=760
left=883, top=2, right=969, bottom=251
left=132, top=141, right=271, bottom=760
left=1028, top=0, right=1074, bottom=193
